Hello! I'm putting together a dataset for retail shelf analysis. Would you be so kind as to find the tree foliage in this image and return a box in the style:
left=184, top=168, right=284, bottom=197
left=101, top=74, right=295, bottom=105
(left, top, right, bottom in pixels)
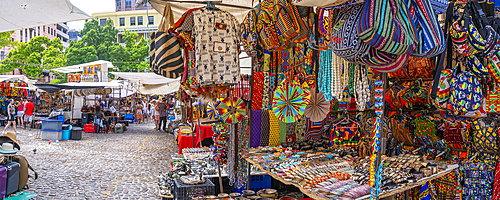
left=0, top=31, right=16, bottom=49
left=65, top=19, right=149, bottom=75
left=0, top=36, right=65, bottom=79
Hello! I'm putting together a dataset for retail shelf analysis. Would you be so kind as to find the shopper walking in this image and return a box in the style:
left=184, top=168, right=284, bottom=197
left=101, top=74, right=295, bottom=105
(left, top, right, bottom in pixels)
left=23, top=98, right=34, bottom=130
left=153, top=100, right=161, bottom=131
left=3, top=99, right=19, bottom=134
left=16, top=99, right=24, bottom=128
left=159, top=98, right=167, bottom=132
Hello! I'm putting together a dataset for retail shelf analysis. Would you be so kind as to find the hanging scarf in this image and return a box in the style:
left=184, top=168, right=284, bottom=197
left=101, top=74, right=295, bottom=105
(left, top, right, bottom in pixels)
left=260, top=110, right=270, bottom=146
left=269, top=110, right=280, bottom=146
left=251, top=110, right=262, bottom=148
left=279, top=120, right=287, bottom=144
left=252, top=72, right=264, bottom=110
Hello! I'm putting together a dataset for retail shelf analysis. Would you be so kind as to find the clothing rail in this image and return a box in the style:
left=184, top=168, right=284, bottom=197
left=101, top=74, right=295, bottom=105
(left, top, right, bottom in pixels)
left=158, top=0, right=255, bottom=9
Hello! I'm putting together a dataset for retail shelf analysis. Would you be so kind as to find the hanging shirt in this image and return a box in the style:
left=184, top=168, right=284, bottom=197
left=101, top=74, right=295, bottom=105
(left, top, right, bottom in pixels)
left=192, top=8, right=241, bottom=85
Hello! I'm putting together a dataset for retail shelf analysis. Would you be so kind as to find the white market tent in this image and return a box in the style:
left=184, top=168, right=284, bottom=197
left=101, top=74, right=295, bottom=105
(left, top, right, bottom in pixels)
left=52, top=60, right=115, bottom=74
left=0, top=75, right=30, bottom=83
left=60, top=81, right=123, bottom=89
left=111, top=72, right=181, bottom=95
left=0, top=0, right=91, bottom=32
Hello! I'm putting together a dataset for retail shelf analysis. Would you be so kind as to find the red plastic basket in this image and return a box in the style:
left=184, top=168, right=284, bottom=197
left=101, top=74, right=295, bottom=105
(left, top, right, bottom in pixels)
left=84, top=124, right=94, bottom=133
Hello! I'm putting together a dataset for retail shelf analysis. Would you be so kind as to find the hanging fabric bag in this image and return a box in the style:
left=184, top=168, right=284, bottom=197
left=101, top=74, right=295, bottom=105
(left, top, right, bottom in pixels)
left=291, top=0, right=347, bottom=8
left=430, top=0, right=449, bottom=14
left=357, top=0, right=417, bottom=55
left=409, top=0, right=446, bottom=58
left=449, top=70, right=483, bottom=112
left=331, top=3, right=370, bottom=60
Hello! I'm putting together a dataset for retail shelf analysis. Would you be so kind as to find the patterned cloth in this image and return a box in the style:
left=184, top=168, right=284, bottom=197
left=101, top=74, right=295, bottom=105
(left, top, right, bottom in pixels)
left=331, top=122, right=363, bottom=147
left=450, top=72, right=483, bottom=112
left=295, top=115, right=307, bottom=141
left=268, top=110, right=280, bottom=146
left=252, top=72, right=264, bottom=110
left=486, top=84, right=500, bottom=113
left=279, top=121, right=287, bottom=144
left=262, top=72, right=271, bottom=110
left=472, top=119, right=499, bottom=161
left=460, top=161, right=495, bottom=199
left=305, top=118, right=324, bottom=140
left=192, top=9, right=241, bottom=85
left=260, top=110, right=270, bottom=146
left=493, top=161, right=500, bottom=200
left=433, top=170, right=459, bottom=200
left=251, top=110, right=262, bottom=148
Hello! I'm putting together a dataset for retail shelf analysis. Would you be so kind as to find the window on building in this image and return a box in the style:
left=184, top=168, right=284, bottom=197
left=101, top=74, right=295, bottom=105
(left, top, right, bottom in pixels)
left=43, top=26, right=45, bottom=32
left=148, top=16, right=154, bottom=25
left=1, top=51, right=4, bottom=61
left=20, top=30, right=23, bottom=42
left=38, top=27, right=40, bottom=36
left=116, top=0, right=121, bottom=7
left=125, top=0, right=131, bottom=7
left=130, top=17, right=136, bottom=26
left=138, top=16, right=143, bottom=25
left=119, top=18, right=125, bottom=26
left=100, top=19, right=107, bottom=27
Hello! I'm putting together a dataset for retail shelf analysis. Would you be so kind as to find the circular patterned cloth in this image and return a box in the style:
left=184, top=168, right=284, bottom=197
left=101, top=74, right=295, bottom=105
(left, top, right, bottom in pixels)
left=304, top=90, right=331, bottom=122
left=218, top=97, right=247, bottom=124
left=272, top=80, right=310, bottom=123
left=207, top=102, right=220, bottom=120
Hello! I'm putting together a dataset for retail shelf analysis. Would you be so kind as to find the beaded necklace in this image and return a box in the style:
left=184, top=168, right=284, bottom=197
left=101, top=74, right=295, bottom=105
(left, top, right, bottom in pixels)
left=319, top=49, right=334, bottom=101
left=355, top=65, right=370, bottom=111
left=332, top=55, right=344, bottom=100
left=348, top=63, right=356, bottom=95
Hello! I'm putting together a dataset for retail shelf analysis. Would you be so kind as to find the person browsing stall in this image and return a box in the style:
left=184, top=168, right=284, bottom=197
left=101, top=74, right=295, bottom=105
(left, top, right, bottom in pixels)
left=23, top=98, right=34, bottom=130
left=2, top=99, right=19, bottom=134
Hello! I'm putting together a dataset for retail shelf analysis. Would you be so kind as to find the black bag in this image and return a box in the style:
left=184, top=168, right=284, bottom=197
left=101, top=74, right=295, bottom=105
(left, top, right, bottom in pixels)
left=3, top=162, right=19, bottom=196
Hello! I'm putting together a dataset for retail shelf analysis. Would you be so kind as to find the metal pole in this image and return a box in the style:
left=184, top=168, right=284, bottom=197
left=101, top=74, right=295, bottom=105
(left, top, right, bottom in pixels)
left=246, top=57, right=254, bottom=190
left=196, top=99, right=203, bottom=147
left=71, top=89, right=74, bottom=123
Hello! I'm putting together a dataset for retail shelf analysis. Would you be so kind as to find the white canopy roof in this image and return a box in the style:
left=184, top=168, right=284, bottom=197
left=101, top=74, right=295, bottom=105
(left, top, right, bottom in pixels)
left=52, top=60, right=115, bottom=73
left=134, top=81, right=180, bottom=95
left=0, top=75, right=30, bottom=83
left=111, top=72, right=179, bottom=85
left=60, top=81, right=123, bottom=89
left=147, top=0, right=254, bottom=22
left=0, top=0, right=92, bottom=32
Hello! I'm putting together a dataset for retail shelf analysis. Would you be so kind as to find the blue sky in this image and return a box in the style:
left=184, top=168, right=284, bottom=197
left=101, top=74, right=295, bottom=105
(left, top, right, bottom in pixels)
left=67, top=0, right=115, bottom=31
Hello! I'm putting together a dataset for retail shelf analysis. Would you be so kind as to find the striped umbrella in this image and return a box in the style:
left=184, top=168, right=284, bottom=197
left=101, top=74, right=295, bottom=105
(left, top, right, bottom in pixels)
left=272, top=80, right=310, bottom=123
left=218, top=97, right=247, bottom=124
left=207, top=101, right=220, bottom=120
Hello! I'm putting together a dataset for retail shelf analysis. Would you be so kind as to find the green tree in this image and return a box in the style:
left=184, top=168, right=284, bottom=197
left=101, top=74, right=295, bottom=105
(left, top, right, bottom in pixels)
left=0, top=31, right=16, bottom=49
left=0, top=36, right=65, bottom=79
left=65, top=19, right=149, bottom=75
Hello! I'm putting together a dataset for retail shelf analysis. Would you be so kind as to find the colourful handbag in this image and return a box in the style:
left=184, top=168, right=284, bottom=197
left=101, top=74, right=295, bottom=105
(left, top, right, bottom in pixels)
left=430, top=0, right=449, bottom=14
left=331, top=3, right=370, bottom=60
left=449, top=71, right=483, bottom=112
left=409, top=0, right=446, bottom=58
left=357, top=0, right=417, bottom=55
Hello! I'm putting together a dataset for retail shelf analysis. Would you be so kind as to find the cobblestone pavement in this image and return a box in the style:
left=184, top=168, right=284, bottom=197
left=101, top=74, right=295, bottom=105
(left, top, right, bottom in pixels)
left=2, top=122, right=177, bottom=199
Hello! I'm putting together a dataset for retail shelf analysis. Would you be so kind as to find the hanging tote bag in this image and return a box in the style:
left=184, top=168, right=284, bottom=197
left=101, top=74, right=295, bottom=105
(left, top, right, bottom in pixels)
left=150, top=4, right=184, bottom=79
left=357, top=0, right=417, bottom=55
left=331, top=3, right=370, bottom=60
left=409, top=0, right=446, bottom=58
left=291, top=0, right=345, bottom=8
left=449, top=71, right=483, bottom=112
left=430, top=0, right=449, bottom=14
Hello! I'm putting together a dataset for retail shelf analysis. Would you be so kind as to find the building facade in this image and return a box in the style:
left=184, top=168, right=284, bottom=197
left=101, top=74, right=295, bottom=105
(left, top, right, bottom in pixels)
left=56, top=23, right=70, bottom=49
left=116, top=0, right=153, bottom=12
left=92, top=9, right=161, bottom=43
left=68, top=29, right=82, bottom=42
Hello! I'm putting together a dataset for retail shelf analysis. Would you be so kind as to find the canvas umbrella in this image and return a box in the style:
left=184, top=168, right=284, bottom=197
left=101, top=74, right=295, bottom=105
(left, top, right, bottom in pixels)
left=304, top=89, right=331, bottom=122
left=218, top=97, right=247, bottom=124
left=272, top=80, right=310, bottom=123
left=207, top=101, right=220, bottom=120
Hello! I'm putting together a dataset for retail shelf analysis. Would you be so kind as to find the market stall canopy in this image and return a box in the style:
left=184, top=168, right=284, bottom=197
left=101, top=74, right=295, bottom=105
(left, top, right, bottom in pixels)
left=110, top=72, right=178, bottom=85
left=34, top=84, right=105, bottom=93
left=108, top=88, right=138, bottom=98
left=52, top=60, right=115, bottom=73
left=0, top=75, right=30, bottom=83
left=0, top=0, right=92, bottom=32
left=144, top=0, right=255, bottom=22
left=59, top=81, right=123, bottom=89
left=134, top=80, right=180, bottom=95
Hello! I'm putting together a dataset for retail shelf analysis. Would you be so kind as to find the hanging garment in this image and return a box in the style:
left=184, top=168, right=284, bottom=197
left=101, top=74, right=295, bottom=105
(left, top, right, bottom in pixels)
left=493, top=160, right=500, bottom=200
left=294, top=115, right=307, bottom=141
left=192, top=9, right=241, bottom=85
left=262, top=72, right=271, bottom=110
left=251, top=110, right=262, bottom=148
left=413, top=117, right=439, bottom=146
left=433, top=170, right=459, bottom=200
left=279, top=121, right=287, bottom=144
left=268, top=110, right=280, bottom=146
left=472, top=119, right=499, bottom=154
left=260, top=110, right=270, bottom=146
left=252, top=72, right=264, bottom=110
left=460, top=160, right=495, bottom=199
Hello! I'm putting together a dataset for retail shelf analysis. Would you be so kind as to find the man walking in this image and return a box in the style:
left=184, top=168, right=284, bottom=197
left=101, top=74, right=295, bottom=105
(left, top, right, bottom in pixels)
left=158, top=98, right=167, bottom=132
left=23, top=98, right=34, bottom=130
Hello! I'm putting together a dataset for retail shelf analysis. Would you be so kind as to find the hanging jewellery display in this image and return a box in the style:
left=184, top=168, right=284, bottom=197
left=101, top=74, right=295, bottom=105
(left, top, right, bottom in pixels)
left=355, top=65, right=370, bottom=111
left=332, top=53, right=344, bottom=100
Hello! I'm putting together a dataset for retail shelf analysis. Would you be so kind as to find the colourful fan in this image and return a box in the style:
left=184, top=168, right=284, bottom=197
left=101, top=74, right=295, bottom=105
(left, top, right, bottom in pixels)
left=207, top=102, right=220, bottom=120
left=304, top=89, right=331, bottom=122
left=218, top=97, right=247, bottom=124
left=272, top=80, right=310, bottom=123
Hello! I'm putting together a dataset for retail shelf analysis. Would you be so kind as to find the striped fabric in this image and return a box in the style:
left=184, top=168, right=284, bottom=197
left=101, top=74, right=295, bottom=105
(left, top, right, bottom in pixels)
left=279, top=121, right=287, bottom=144
left=357, top=0, right=417, bottom=55
left=410, top=0, right=446, bottom=58
left=252, top=72, right=264, bottom=110
left=269, top=110, right=281, bottom=146
left=305, top=118, right=324, bottom=140
left=150, top=32, right=184, bottom=79
left=260, top=110, right=270, bottom=146
left=251, top=110, right=262, bottom=148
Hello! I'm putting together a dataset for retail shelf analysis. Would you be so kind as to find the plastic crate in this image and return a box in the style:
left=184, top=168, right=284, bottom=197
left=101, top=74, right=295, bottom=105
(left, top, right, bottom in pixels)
left=41, top=119, right=63, bottom=131
left=41, top=129, right=62, bottom=141
left=173, top=178, right=215, bottom=200
left=84, top=124, right=94, bottom=133
left=124, top=114, right=134, bottom=120
left=57, top=115, right=64, bottom=122
left=231, top=175, right=271, bottom=193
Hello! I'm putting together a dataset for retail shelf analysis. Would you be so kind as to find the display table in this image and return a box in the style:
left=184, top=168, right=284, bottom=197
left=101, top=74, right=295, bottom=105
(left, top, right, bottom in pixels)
left=177, top=133, right=200, bottom=154
left=194, top=125, right=214, bottom=143
left=244, top=157, right=458, bottom=200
